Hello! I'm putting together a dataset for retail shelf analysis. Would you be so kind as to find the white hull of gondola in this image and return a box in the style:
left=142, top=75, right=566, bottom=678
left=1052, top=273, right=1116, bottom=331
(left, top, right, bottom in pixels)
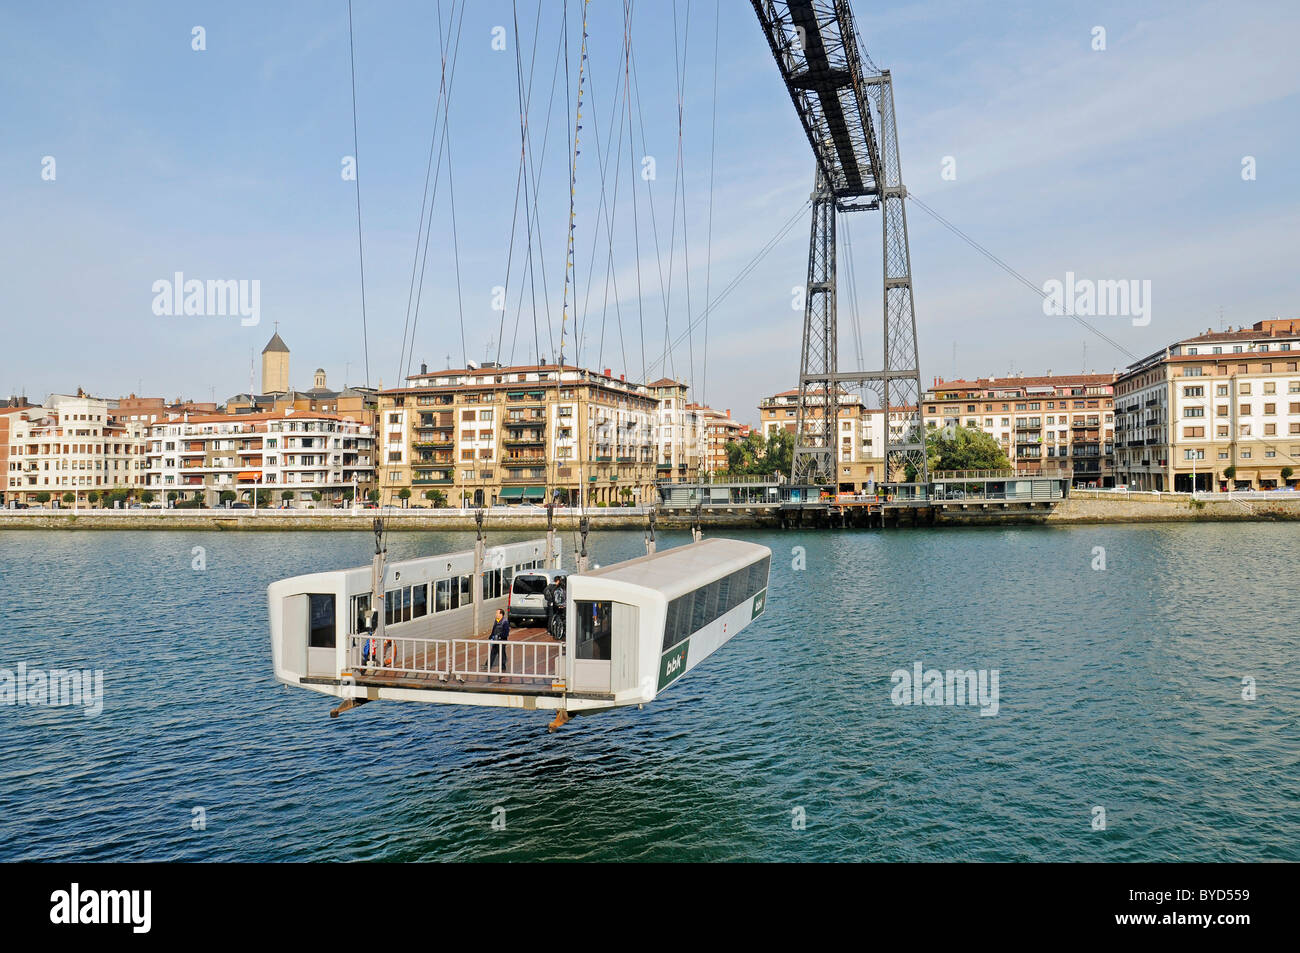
left=268, top=536, right=771, bottom=717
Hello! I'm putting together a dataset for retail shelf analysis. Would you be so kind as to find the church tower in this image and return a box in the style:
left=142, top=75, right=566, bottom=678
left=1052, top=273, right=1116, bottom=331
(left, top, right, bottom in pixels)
left=261, top=328, right=289, bottom=394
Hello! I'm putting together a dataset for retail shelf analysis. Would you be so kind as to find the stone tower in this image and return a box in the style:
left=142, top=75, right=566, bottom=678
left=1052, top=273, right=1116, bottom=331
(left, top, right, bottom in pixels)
left=261, top=330, right=289, bottom=394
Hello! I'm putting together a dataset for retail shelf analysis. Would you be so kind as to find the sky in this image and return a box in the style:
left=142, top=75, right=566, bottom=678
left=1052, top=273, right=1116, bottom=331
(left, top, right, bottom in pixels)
left=2, top=0, right=1298, bottom=426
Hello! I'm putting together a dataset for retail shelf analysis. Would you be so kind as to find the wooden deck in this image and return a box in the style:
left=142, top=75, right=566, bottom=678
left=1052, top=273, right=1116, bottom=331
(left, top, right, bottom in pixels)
left=343, top=626, right=566, bottom=695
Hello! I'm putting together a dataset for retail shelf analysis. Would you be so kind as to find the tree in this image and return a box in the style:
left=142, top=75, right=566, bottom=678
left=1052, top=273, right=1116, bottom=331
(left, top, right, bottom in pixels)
left=425, top=489, right=447, bottom=508
left=255, top=489, right=271, bottom=506
left=367, top=490, right=380, bottom=504
left=167, top=490, right=178, bottom=502
left=62, top=492, right=75, bottom=504
left=924, top=425, right=1011, bottom=474
left=1224, top=466, right=1236, bottom=479
left=311, top=491, right=322, bottom=503
left=141, top=491, right=154, bottom=504
left=87, top=491, right=100, bottom=505
left=281, top=490, right=294, bottom=502
left=764, top=428, right=794, bottom=475
left=1282, top=466, right=1294, bottom=483
left=398, top=487, right=412, bottom=507
left=35, top=491, right=50, bottom=504
left=219, top=490, right=237, bottom=504
left=341, top=487, right=355, bottom=502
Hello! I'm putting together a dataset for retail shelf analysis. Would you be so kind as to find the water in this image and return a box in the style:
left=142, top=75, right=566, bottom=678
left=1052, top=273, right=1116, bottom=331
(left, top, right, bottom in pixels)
left=0, top=524, right=1296, bottom=861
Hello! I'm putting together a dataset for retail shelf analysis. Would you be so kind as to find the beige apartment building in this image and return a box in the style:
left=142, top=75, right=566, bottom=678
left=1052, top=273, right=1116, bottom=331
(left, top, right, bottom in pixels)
left=693, top=404, right=750, bottom=475
left=4, top=394, right=148, bottom=504
left=378, top=363, right=660, bottom=507
left=922, top=374, right=1116, bottom=486
left=1114, top=319, right=1300, bottom=491
left=759, top=388, right=886, bottom=491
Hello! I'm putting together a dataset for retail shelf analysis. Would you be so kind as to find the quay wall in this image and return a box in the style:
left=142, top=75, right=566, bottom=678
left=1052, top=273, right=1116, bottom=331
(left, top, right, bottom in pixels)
left=2, top=496, right=1299, bottom=531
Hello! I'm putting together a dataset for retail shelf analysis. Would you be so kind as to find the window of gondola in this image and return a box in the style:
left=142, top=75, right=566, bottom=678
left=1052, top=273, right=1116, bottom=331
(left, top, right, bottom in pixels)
left=576, top=600, right=612, bottom=660
left=351, top=593, right=371, bottom=634
left=412, top=583, right=428, bottom=618
left=435, top=578, right=452, bottom=612
left=308, top=593, right=336, bottom=648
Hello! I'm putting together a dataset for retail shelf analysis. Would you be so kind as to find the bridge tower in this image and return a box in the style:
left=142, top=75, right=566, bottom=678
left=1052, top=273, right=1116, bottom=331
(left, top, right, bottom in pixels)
left=751, top=1, right=927, bottom=488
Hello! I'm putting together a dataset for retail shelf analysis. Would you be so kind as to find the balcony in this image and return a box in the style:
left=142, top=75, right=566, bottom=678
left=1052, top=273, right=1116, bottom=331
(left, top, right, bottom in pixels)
left=503, top=435, right=545, bottom=447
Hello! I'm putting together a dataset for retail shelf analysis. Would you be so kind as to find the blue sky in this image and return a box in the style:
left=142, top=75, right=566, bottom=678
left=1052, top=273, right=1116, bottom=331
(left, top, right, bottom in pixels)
left=2, top=0, right=1297, bottom=425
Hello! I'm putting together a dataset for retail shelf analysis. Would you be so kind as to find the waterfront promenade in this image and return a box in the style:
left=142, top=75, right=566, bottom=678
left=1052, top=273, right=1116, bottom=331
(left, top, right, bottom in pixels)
left=3, top=492, right=1300, bottom=530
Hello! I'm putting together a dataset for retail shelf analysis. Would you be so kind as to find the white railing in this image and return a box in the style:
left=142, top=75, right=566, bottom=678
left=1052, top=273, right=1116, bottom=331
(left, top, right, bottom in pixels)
left=347, top=634, right=561, bottom=683
left=449, top=639, right=562, bottom=681
left=350, top=634, right=452, bottom=678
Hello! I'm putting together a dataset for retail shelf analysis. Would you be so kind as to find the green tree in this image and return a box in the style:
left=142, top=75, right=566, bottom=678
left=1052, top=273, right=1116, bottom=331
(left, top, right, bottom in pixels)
left=87, top=490, right=100, bottom=505
left=925, top=425, right=1011, bottom=474
left=281, top=490, right=294, bottom=502
left=255, top=489, right=271, bottom=506
left=341, top=487, right=355, bottom=502
left=141, top=490, right=154, bottom=504
left=425, top=488, right=448, bottom=508
left=398, top=487, right=412, bottom=507
left=311, top=491, right=322, bottom=503
left=1282, top=466, right=1294, bottom=483
left=1224, top=465, right=1236, bottom=479
left=219, top=490, right=237, bottom=504
left=35, top=491, right=50, bottom=504
left=367, top=489, right=380, bottom=504
left=763, top=428, right=794, bottom=475
left=61, top=492, right=75, bottom=504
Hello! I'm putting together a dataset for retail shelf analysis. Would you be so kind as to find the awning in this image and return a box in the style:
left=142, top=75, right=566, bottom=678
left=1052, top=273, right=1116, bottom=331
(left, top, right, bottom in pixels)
left=499, top=487, right=524, bottom=500
left=236, top=471, right=260, bottom=481
left=523, top=486, right=546, bottom=501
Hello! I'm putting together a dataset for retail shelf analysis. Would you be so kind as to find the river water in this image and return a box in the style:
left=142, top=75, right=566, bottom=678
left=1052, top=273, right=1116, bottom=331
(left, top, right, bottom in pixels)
left=0, top=524, right=1296, bottom=861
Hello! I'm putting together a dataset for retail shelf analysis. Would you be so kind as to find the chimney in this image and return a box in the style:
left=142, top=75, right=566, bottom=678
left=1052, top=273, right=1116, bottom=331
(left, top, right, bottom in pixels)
left=420, top=362, right=427, bottom=375
left=726, top=408, right=731, bottom=417
left=604, top=368, right=612, bottom=377
left=619, top=373, right=625, bottom=381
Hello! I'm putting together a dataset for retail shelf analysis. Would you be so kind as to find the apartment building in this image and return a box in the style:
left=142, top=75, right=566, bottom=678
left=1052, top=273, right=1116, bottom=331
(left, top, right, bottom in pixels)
left=1114, top=319, right=1300, bottom=491
left=647, top=378, right=705, bottom=481
left=144, top=410, right=375, bottom=504
left=4, top=394, right=148, bottom=504
left=378, top=363, right=660, bottom=507
left=922, top=374, right=1116, bottom=486
left=759, top=388, right=885, bottom=491
left=1, top=397, right=40, bottom=504
left=693, top=404, right=750, bottom=475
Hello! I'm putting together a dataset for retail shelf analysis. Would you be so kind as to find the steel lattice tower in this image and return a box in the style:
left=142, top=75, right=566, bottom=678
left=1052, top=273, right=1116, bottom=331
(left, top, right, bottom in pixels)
left=753, top=1, right=927, bottom=487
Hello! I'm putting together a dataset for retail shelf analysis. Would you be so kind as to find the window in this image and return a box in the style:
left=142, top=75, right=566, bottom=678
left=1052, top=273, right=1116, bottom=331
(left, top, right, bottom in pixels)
left=308, top=593, right=336, bottom=648
left=1239, top=383, right=1252, bottom=395
left=1183, top=386, right=1204, bottom=397
left=351, top=593, right=372, bottom=633
left=412, top=583, right=428, bottom=618
left=1264, top=403, right=1276, bottom=415
left=385, top=587, right=412, bottom=625
left=576, top=600, right=612, bottom=661
left=1183, top=407, right=1204, bottom=417
left=1185, top=367, right=1203, bottom=377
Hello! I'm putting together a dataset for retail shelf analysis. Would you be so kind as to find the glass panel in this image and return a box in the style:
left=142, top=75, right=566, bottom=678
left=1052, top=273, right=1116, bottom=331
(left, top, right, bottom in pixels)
left=576, top=600, right=612, bottom=660
left=436, top=578, right=451, bottom=612
left=459, top=574, right=472, bottom=607
left=352, top=593, right=371, bottom=633
left=308, top=593, right=336, bottom=648
left=412, top=584, right=427, bottom=618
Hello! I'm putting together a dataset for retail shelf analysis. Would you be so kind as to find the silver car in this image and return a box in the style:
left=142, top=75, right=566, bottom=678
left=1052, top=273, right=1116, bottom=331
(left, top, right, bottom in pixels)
left=508, top=569, right=564, bottom=627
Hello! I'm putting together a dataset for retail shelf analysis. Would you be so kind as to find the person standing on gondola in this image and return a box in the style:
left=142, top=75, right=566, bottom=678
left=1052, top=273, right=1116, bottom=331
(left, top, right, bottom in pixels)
left=543, top=577, right=558, bottom=637
left=551, top=576, right=567, bottom=640
left=487, top=608, right=510, bottom=673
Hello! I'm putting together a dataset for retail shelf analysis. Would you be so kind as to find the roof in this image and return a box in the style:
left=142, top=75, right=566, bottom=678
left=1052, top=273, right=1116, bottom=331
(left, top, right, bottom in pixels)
left=262, top=332, right=289, bottom=354
left=581, top=537, right=770, bottom=599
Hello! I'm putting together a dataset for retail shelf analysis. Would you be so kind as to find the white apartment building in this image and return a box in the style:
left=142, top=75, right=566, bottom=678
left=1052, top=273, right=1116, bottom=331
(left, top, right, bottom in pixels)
left=648, top=378, right=705, bottom=481
left=4, top=394, right=147, bottom=504
left=146, top=410, right=374, bottom=505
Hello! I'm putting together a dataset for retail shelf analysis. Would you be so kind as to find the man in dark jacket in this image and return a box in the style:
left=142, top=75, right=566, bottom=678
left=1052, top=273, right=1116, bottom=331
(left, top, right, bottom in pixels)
left=543, top=579, right=557, bottom=636
left=487, top=608, right=510, bottom=673
left=551, top=577, right=567, bottom=639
